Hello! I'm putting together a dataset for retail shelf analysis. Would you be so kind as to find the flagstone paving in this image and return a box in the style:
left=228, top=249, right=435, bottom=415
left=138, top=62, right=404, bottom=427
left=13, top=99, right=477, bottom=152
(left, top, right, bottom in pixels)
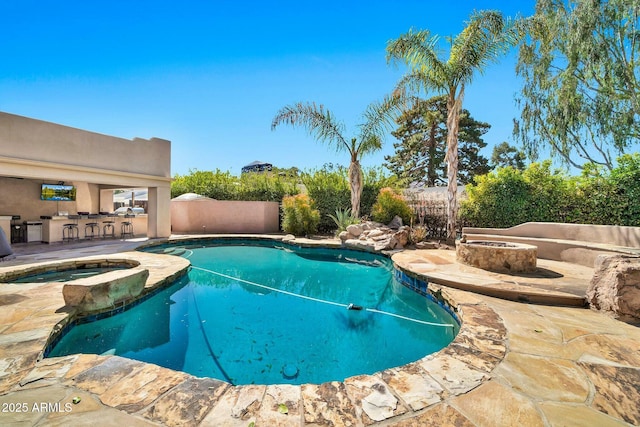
left=0, top=237, right=639, bottom=426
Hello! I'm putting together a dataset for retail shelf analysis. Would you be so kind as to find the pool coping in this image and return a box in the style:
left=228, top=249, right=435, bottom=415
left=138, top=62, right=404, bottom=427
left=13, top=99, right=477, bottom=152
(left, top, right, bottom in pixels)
left=0, top=235, right=508, bottom=425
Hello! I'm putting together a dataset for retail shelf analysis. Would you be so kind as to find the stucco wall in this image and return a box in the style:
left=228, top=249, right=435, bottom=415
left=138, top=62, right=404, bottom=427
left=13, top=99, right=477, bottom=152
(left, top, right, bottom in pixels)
left=0, top=112, right=170, bottom=178
left=0, top=112, right=172, bottom=238
left=0, top=177, right=96, bottom=220
left=171, top=200, right=280, bottom=234
left=464, top=222, right=640, bottom=248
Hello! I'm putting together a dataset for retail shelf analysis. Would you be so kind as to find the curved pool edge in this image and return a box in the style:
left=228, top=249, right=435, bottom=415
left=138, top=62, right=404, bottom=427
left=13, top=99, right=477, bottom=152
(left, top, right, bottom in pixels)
left=1, top=236, right=508, bottom=426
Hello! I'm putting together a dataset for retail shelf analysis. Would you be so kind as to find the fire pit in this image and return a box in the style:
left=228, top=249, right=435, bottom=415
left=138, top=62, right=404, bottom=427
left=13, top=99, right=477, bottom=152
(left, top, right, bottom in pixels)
left=456, top=240, right=537, bottom=273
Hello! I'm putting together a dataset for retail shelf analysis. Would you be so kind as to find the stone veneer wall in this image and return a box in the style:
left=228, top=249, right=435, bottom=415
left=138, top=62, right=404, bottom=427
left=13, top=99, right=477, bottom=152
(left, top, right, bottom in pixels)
left=456, top=241, right=538, bottom=273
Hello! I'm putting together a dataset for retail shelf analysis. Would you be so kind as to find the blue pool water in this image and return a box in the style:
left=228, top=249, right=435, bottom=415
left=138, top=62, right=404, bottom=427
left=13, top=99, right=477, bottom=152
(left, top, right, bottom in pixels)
left=48, top=242, right=459, bottom=385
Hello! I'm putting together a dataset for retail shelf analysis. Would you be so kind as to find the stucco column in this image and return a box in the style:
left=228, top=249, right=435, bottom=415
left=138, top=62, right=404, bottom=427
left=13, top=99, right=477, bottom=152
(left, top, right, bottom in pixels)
left=100, top=189, right=114, bottom=213
left=147, top=186, right=171, bottom=238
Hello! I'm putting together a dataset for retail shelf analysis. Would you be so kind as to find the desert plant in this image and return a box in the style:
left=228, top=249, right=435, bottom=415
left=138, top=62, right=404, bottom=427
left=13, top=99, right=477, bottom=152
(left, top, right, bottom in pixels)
left=371, top=187, right=413, bottom=225
left=281, top=194, right=320, bottom=236
left=327, top=208, right=359, bottom=234
left=410, top=225, right=428, bottom=244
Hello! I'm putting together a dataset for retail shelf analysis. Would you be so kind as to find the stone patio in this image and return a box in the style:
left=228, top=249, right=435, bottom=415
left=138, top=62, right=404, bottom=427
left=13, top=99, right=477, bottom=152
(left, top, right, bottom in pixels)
left=1, top=237, right=639, bottom=426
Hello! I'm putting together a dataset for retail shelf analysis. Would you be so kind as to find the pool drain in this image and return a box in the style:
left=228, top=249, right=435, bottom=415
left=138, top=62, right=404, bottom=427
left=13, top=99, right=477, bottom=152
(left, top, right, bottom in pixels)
left=282, top=364, right=299, bottom=380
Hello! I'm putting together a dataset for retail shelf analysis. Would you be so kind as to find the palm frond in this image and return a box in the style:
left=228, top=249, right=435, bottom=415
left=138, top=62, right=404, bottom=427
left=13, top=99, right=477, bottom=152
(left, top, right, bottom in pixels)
left=357, top=92, right=406, bottom=153
left=271, top=102, right=349, bottom=152
left=449, top=10, right=522, bottom=84
left=386, top=29, right=447, bottom=78
left=395, top=69, right=450, bottom=97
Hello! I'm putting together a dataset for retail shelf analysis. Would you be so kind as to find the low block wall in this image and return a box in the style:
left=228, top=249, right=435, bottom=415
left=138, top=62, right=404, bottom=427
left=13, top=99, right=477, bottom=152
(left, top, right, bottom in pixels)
left=463, top=222, right=640, bottom=267
left=171, top=199, right=280, bottom=234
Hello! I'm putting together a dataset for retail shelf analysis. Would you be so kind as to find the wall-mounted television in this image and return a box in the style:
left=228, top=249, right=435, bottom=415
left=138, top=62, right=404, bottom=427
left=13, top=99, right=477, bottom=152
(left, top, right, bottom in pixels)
left=41, top=184, right=76, bottom=201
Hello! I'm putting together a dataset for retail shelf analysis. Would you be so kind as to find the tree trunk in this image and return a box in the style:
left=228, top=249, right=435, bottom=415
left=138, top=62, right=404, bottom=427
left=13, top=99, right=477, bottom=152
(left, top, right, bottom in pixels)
left=349, top=156, right=363, bottom=218
left=427, top=122, right=438, bottom=187
left=445, top=93, right=462, bottom=241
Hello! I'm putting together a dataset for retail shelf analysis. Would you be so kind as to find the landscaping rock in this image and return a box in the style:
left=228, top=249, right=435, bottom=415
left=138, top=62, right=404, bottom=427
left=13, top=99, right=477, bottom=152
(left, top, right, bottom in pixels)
left=393, top=227, right=410, bottom=247
left=367, top=229, right=384, bottom=239
left=342, top=221, right=409, bottom=252
left=346, top=224, right=363, bottom=237
left=63, top=268, right=149, bottom=314
left=387, top=215, right=403, bottom=230
left=587, top=255, right=640, bottom=323
left=416, top=241, right=440, bottom=250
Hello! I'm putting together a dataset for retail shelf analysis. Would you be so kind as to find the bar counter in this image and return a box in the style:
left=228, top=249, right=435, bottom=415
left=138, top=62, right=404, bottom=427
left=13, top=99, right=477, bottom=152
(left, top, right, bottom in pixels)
left=40, top=214, right=148, bottom=243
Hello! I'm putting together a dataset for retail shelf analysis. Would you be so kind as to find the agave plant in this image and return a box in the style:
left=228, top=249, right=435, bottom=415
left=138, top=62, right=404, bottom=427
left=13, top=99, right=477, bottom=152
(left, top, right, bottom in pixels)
left=327, top=208, right=359, bottom=234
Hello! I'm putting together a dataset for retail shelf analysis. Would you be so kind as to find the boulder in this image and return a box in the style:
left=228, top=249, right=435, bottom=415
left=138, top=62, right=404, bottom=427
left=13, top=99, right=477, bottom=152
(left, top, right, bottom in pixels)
left=361, top=222, right=373, bottom=231
left=346, top=224, right=363, bottom=237
left=63, top=268, right=148, bottom=313
left=345, top=239, right=374, bottom=252
left=587, top=255, right=640, bottom=322
left=341, top=221, right=413, bottom=252
left=393, top=228, right=410, bottom=248
left=387, top=215, right=403, bottom=230
left=367, top=229, right=384, bottom=239
left=375, top=239, right=393, bottom=252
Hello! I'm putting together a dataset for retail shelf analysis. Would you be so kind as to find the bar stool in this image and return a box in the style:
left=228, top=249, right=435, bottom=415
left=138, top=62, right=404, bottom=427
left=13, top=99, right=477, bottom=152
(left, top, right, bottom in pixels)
left=102, top=220, right=116, bottom=239
left=62, top=215, right=80, bottom=243
left=120, top=219, right=134, bottom=239
left=83, top=214, right=100, bottom=240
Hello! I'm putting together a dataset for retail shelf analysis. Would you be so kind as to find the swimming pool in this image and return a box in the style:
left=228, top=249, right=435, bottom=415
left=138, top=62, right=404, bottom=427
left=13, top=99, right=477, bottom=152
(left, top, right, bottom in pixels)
left=47, top=240, right=459, bottom=385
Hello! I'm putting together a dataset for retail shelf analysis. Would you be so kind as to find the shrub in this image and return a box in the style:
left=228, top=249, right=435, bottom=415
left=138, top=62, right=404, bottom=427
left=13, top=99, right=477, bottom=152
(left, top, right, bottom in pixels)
left=237, top=171, right=300, bottom=201
left=410, top=225, right=428, bottom=243
left=171, top=169, right=299, bottom=201
left=360, top=167, right=399, bottom=218
left=460, top=161, right=576, bottom=228
left=460, top=156, right=640, bottom=228
left=327, top=208, right=359, bottom=235
left=302, top=165, right=397, bottom=233
left=461, top=166, right=531, bottom=227
left=302, top=167, right=351, bottom=233
left=371, top=187, right=413, bottom=225
left=605, top=153, right=640, bottom=226
left=281, top=194, right=320, bottom=236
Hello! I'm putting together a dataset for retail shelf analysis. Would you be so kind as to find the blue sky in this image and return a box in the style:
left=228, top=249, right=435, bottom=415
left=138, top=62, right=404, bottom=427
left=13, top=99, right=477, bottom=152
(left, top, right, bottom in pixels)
left=0, top=0, right=535, bottom=176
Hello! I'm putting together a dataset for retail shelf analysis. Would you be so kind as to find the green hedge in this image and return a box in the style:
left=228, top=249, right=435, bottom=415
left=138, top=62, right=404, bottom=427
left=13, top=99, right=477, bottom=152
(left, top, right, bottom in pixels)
left=171, top=169, right=299, bottom=201
left=460, top=154, right=640, bottom=228
left=302, top=166, right=398, bottom=233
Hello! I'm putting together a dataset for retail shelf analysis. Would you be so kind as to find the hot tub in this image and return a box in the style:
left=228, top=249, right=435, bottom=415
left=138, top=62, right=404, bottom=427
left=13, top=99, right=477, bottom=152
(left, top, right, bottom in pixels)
left=0, top=259, right=139, bottom=284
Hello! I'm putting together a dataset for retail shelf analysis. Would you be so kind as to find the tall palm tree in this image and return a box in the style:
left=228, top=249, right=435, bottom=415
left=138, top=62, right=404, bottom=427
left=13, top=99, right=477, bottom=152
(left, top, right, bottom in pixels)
left=272, top=95, right=403, bottom=218
left=387, top=10, right=522, bottom=241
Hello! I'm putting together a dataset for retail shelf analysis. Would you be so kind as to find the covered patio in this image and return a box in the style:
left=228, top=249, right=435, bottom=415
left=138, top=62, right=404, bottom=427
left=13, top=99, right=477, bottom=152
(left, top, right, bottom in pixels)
left=0, top=112, right=171, bottom=244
